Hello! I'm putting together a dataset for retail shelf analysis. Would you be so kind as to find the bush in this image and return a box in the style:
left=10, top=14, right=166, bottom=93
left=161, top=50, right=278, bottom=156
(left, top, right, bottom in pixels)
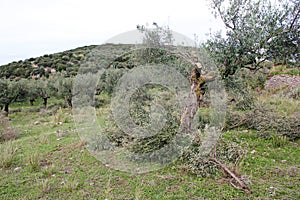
left=225, top=74, right=255, bottom=111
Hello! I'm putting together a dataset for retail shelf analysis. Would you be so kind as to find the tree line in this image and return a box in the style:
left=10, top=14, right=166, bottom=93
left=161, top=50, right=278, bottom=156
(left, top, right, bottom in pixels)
left=0, top=76, right=73, bottom=116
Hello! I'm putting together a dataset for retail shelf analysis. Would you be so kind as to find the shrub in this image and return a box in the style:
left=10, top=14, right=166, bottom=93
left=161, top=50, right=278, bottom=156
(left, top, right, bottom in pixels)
left=225, top=74, right=255, bottom=111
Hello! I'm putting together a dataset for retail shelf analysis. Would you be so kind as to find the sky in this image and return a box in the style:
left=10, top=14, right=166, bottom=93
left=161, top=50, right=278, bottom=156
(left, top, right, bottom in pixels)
left=0, top=0, right=225, bottom=65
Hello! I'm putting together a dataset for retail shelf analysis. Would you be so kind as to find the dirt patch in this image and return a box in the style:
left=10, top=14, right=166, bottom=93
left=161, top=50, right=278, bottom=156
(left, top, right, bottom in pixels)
left=265, top=74, right=300, bottom=90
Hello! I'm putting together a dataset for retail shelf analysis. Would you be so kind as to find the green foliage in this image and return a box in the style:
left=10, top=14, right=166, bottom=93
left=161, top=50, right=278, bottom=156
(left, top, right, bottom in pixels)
left=225, top=74, right=256, bottom=111
left=271, top=135, right=288, bottom=148
left=53, top=76, right=74, bottom=107
left=206, top=0, right=300, bottom=78
left=97, top=68, right=126, bottom=95
left=137, top=23, right=174, bottom=47
left=0, top=79, right=27, bottom=115
left=98, top=85, right=181, bottom=160
left=225, top=96, right=300, bottom=141
left=0, top=45, right=96, bottom=79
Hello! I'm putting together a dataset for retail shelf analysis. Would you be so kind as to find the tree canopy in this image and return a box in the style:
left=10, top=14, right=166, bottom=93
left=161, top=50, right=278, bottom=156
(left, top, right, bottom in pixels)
left=206, top=0, right=299, bottom=78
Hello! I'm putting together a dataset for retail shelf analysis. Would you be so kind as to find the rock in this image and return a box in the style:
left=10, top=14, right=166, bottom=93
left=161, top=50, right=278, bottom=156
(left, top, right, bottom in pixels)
left=14, top=167, right=22, bottom=171
left=34, top=121, right=41, bottom=125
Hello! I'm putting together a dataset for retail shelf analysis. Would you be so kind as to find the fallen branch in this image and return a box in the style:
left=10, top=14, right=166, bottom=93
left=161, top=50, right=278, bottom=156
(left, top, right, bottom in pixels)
left=209, top=157, right=251, bottom=194
left=228, top=118, right=247, bottom=130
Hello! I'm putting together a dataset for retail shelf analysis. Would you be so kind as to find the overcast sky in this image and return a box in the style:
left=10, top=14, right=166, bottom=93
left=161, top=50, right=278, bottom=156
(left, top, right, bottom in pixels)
left=0, top=0, right=225, bottom=65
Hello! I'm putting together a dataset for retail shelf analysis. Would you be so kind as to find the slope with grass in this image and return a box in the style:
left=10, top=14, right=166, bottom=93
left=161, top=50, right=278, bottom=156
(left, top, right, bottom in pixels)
left=0, top=93, right=299, bottom=199
left=0, top=44, right=299, bottom=199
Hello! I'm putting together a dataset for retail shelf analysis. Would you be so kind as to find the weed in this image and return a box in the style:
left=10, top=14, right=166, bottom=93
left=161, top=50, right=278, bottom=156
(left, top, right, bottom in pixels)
left=27, top=153, right=41, bottom=172
left=39, top=179, right=51, bottom=194
left=39, top=134, right=50, bottom=144
left=52, top=107, right=71, bottom=124
left=63, top=179, right=80, bottom=192
left=42, top=164, right=57, bottom=177
left=0, top=141, right=18, bottom=168
left=271, top=133, right=288, bottom=148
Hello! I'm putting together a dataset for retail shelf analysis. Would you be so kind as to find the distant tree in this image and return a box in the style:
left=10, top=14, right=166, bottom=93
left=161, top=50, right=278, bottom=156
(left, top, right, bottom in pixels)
left=137, top=22, right=174, bottom=47
left=0, top=79, right=27, bottom=116
left=54, top=76, right=73, bottom=107
left=206, top=0, right=300, bottom=78
left=37, top=79, right=52, bottom=108
left=25, top=80, right=39, bottom=106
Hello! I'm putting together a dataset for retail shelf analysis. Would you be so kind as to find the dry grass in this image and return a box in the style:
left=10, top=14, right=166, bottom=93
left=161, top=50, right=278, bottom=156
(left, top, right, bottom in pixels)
left=0, top=115, right=19, bottom=142
left=0, top=141, right=18, bottom=168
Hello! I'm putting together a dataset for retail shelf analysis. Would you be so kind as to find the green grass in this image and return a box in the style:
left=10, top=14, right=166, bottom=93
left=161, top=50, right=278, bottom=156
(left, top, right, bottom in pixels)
left=0, top=102, right=299, bottom=199
left=270, top=65, right=300, bottom=76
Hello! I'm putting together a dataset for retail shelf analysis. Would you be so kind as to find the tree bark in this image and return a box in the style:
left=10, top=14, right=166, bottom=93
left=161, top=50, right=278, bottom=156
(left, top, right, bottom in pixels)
left=29, top=99, right=35, bottom=106
left=4, top=103, right=9, bottom=117
left=43, top=97, right=48, bottom=109
left=66, top=97, right=72, bottom=108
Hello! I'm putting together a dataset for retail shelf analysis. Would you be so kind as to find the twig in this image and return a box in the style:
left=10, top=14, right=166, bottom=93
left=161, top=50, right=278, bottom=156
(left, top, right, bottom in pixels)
left=230, top=178, right=241, bottom=190
left=228, top=118, right=247, bottom=130
left=209, top=157, right=251, bottom=194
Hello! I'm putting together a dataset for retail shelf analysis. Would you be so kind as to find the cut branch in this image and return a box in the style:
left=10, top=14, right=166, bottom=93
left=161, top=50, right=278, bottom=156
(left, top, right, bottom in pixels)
left=209, top=157, right=251, bottom=194
left=228, top=118, right=248, bottom=130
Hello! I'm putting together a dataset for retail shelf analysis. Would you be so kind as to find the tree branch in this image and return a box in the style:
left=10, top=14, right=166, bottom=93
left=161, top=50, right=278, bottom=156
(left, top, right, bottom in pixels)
left=209, top=157, right=251, bottom=194
left=289, top=7, right=300, bottom=30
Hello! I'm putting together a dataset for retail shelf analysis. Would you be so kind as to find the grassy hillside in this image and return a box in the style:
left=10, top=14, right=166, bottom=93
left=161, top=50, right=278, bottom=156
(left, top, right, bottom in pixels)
left=0, top=44, right=136, bottom=80
left=0, top=95, right=299, bottom=199
left=0, top=44, right=299, bottom=199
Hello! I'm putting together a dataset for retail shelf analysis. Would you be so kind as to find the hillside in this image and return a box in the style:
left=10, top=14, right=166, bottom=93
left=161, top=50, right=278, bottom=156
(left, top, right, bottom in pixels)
left=0, top=44, right=137, bottom=80
left=0, top=43, right=299, bottom=199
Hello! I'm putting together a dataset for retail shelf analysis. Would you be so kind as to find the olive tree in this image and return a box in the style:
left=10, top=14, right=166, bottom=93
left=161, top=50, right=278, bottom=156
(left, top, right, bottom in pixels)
left=37, top=79, right=53, bottom=108
left=53, top=76, right=74, bottom=107
left=206, top=0, right=299, bottom=78
left=0, top=79, right=27, bottom=116
left=25, top=80, right=39, bottom=106
left=137, top=22, right=174, bottom=47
